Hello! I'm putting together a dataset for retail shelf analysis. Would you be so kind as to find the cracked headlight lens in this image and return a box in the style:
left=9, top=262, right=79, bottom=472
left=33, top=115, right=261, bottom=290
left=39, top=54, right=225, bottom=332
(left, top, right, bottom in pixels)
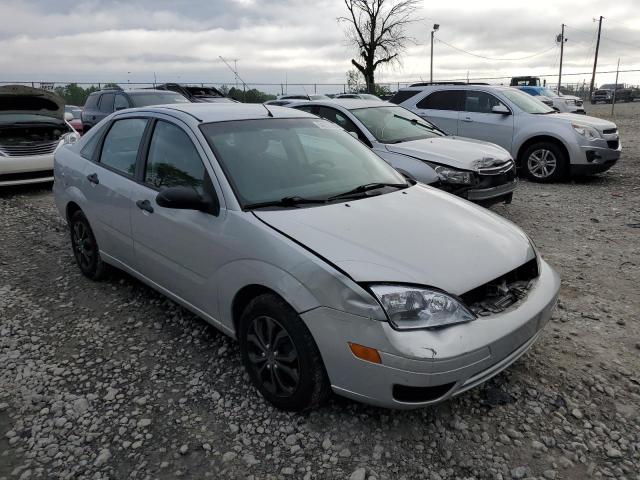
left=370, top=285, right=476, bottom=330
left=572, top=123, right=601, bottom=140
left=434, top=165, right=473, bottom=185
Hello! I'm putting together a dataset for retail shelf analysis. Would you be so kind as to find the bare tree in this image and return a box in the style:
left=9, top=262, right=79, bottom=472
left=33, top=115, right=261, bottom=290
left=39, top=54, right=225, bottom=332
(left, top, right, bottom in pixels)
left=339, top=0, right=420, bottom=93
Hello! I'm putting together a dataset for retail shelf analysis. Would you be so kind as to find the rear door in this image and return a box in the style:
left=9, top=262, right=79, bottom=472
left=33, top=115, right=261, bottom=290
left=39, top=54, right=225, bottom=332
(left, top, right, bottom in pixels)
left=458, top=90, right=514, bottom=151
left=411, top=90, right=463, bottom=135
left=82, top=116, right=149, bottom=266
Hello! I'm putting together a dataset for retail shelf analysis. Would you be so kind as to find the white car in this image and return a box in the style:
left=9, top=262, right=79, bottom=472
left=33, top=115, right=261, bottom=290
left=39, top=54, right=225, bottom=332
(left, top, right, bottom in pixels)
left=517, top=86, right=585, bottom=114
left=0, top=85, right=79, bottom=186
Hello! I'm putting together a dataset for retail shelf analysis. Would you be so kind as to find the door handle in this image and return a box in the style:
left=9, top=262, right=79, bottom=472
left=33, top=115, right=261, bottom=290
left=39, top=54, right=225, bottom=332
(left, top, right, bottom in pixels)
left=462, top=117, right=473, bottom=122
left=136, top=199, right=154, bottom=214
left=86, top=173, right=99, bottom=184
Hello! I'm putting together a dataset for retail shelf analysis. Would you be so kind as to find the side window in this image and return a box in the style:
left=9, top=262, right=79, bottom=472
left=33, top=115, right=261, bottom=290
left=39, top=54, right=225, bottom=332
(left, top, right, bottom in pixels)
left=98, top=93, right=115, bottom=113
left=416, top=90, right=462, bottom=111
left=99, top=118, right=148, bottom=176
left=114, top=94, right=129, bottom=111
left=463, top=91, right=508, bottom=114
left=317, top=107, right=358, bottom=133
left=80, top=126, right=105, bottom=160
left=144, top=121, right=206, bottom=194
left=294, top=105, right=316, bottom=114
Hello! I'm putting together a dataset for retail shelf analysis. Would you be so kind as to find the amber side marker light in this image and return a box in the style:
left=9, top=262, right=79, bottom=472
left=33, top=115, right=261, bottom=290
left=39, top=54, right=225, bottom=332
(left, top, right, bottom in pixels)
left=348, top=343, right=382, bottom=364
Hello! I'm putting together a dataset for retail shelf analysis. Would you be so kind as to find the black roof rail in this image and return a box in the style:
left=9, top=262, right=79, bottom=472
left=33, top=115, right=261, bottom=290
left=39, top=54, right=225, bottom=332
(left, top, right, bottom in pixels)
left=409, top=82, right=490, bottom=87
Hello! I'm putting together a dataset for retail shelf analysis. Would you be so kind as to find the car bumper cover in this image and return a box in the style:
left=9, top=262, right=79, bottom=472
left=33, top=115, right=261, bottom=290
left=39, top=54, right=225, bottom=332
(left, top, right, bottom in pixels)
left=301, top=259, right=560, bottom=409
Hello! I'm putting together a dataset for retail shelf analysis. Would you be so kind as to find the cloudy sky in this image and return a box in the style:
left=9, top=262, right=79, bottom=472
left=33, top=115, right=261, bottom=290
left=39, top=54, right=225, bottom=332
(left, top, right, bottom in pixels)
left=1, top=0, right=639, bottom=93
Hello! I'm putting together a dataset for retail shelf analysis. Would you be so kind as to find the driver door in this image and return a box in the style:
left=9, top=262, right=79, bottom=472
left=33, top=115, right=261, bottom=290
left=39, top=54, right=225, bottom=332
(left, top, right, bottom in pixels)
left=457, top=91, right=514, bottom=151
left=129, top=117, right=227, bottom=314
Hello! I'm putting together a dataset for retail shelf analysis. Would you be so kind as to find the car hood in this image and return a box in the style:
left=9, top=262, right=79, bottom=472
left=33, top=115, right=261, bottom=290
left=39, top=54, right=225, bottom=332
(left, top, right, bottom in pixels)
left=255, top=185, right=535, bottom=295
left=384, top=136, right=511, bottom=171
left=546, top=112, right=617, bottom=131
left=0, top=85, right=65, bottom=121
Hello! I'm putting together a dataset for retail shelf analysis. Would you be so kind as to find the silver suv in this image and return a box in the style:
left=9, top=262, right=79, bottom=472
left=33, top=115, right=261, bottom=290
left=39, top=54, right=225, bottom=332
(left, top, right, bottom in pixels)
left=391, top=84, right=621, bottom=182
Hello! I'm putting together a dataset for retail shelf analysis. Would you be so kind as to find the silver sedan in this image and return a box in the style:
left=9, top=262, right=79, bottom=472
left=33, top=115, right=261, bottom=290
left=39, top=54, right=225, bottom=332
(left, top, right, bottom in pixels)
left=53, top=103, right=560, bottom=410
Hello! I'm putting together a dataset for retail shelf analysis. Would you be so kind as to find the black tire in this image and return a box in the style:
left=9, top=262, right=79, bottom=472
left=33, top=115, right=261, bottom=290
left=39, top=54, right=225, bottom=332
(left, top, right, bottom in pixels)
left=69, top=210, right=107, bottom=280
left=520, top=142, right=568, bottom=183
left=238, top=294, right=330, bottom=411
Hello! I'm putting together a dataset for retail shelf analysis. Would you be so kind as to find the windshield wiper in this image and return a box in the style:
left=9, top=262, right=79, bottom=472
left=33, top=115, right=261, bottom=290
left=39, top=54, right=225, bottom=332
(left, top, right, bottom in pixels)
left=393, top=114, right=442, bottom=133
left=244, top=196, right=326, bottom=210
left=328, top=182, right=408, bottom=201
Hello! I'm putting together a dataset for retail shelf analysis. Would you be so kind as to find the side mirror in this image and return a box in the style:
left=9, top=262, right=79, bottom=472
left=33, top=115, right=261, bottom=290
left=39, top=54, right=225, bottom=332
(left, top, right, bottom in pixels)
left=64, top=112, right=74, bottom=121
left=114, top=105, right=126, bottom=111
left=156, top=186, right=219, bottom=215
left=348, top=131, right=359, bottom=139
left=491, top=105, right=511, bottom=115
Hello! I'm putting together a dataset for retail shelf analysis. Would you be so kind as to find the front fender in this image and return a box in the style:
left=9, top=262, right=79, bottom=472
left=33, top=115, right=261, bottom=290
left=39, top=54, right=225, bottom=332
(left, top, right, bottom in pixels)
left=216, top=259, right=322, bottom=334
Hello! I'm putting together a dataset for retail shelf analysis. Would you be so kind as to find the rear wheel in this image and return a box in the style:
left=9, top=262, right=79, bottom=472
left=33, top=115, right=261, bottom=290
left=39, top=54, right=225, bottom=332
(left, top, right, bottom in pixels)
left=238, top=294, right=330, bottom=411
left=69, top=210, right=106, bottom=280
left=521, top=142, right=568, bottom=183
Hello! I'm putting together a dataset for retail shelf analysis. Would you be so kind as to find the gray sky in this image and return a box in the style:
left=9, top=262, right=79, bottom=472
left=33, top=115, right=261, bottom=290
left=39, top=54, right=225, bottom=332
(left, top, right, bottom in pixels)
left=1, top=0, right=639, bottom=93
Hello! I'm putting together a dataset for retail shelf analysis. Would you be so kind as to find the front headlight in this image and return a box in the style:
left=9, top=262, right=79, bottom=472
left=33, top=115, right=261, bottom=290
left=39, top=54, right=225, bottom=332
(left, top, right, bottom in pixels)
left=370, top=285, right=476, bottom=330
left=433, top=165, right=473, bottom=185
left=61, top=132, right=80, bottom=145
left=572, top=123, right=601, bottom=140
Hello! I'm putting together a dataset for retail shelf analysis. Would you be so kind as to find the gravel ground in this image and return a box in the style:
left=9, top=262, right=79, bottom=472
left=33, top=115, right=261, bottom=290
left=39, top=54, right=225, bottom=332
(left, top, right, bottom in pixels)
left=1, top=102, right=639, bottom=480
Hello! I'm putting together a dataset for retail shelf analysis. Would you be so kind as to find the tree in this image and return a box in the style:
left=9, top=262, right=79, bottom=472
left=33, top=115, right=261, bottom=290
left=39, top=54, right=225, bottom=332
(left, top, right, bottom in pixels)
left=346, top=69, right=361, bottom=93
left=339, top=0, right=419, bottom=93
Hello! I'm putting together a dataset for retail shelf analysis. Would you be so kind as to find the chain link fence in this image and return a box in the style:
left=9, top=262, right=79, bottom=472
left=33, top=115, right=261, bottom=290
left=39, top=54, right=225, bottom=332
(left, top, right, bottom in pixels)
left=2, top=68, right=639, bottom=104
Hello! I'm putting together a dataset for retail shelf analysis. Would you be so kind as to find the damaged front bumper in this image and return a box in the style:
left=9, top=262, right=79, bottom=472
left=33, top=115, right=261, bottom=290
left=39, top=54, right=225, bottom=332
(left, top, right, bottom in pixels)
left=301, top=259, right=560, bottom=409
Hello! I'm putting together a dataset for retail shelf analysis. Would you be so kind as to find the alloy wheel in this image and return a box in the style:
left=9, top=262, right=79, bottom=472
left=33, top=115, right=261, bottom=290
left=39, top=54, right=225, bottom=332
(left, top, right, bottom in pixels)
left=245, top=315, right=300, bottom=397
left=71, top=221, right=95, bottom=270
left=527, top=149, right=557, bottom=179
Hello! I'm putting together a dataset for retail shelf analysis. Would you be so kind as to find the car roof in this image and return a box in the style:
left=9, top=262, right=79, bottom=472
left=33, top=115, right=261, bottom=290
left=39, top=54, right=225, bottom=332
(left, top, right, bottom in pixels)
left=290, top=99, right=389, bottom=110
left=94, top=89, right=179, bottom=95
left=398, top=84, right=514, bottom=92
left=122, top=102, right=317, bottom=123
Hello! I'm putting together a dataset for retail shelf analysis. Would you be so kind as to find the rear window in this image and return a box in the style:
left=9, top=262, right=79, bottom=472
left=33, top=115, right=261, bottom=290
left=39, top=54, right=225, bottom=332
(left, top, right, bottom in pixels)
left=388, top=90, right=420, bottom=105
left=98, top=93, right=114, bottom=113
left=84, top=94, right=99, bottom=109
left=416, top=90, right=463, bottom=111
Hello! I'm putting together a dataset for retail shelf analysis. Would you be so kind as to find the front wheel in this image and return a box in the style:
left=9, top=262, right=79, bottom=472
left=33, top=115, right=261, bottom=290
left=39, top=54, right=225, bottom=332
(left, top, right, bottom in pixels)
left=238, top=294, right=330, bottom=411
left=521, top=142, right=568, bottom=183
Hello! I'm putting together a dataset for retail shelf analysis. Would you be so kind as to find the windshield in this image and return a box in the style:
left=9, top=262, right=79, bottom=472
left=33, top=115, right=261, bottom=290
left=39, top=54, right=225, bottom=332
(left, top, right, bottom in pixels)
left=200, top=118, right=406, bottom=207
left=502, top=89, right=555, bottom=114
left=540, top=88, right=558, bottom=98
left=350, top=105, right=444, bottom=143
left=130, top=92, right=190, bottom=107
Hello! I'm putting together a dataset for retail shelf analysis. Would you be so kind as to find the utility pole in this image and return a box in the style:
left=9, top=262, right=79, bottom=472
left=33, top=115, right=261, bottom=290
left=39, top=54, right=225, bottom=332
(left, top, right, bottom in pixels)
left=557, top=24, right=566, bottom=93
left=611, top=58, right=620, bottom=116
left=219, top=56, right=248, bottom=102
left=430, top=24, right=439, bottom=83
left=589, top=16, right=604, bottom=102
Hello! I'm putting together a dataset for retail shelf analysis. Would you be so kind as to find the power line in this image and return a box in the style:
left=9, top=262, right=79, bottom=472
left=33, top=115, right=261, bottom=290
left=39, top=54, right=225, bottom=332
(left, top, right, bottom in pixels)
left=435, top=38, right=557, bottom=61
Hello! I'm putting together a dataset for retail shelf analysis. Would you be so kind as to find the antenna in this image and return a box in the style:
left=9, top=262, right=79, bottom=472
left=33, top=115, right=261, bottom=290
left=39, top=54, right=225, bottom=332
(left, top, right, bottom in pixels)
left=263, top=104, right=274, bottom=117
